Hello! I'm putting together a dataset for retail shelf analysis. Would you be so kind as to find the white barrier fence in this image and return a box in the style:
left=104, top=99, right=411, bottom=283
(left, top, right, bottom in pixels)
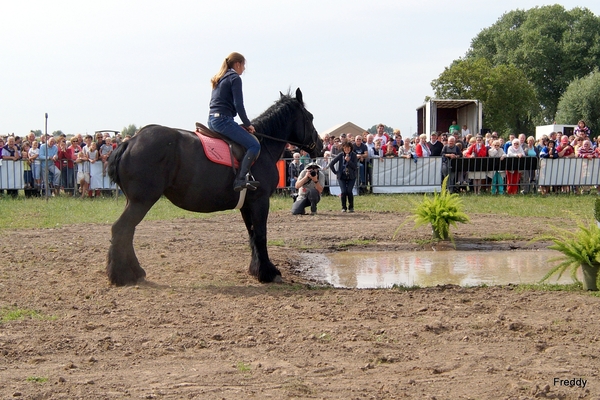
left=370, top=157, right=442, bottom=193
left=89, top=161, right=117, bottom=190
left=537, top=158, right=600, bottom=186
left=319, top=157, right=600, bottom=194
left=0, top=160, right=24, bottom=190
left=0, top=160, right=116, bottom=191
left=3, top=157, right=600, bottom=194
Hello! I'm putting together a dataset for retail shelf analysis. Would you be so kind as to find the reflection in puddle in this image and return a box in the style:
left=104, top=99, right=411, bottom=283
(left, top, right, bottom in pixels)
left=302, top=250, right=573, bottom=288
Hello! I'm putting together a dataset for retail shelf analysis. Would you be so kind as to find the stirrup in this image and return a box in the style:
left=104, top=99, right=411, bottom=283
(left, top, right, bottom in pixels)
left=234, top=181, right=260, bottom=192
left=234, top=174, right=260, bottom=192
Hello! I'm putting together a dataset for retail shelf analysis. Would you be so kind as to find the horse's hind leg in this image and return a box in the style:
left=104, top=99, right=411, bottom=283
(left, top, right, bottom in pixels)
left=106, top=201, right=153, bottom=286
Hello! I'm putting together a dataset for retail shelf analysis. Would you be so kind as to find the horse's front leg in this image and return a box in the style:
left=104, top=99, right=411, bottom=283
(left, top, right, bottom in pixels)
left=240, top=202, right=281, bottom=283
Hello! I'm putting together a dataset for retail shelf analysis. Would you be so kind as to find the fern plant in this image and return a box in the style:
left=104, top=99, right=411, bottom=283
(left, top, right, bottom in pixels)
left=413, top=176, right=469, bottom=241
left=539, top=220, right=600, bottom=287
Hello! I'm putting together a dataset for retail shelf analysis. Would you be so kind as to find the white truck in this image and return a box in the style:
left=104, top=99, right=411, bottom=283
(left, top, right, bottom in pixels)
left=535, top=124, right=576, bottom=141
left=416, top=99, right=483, bottom=139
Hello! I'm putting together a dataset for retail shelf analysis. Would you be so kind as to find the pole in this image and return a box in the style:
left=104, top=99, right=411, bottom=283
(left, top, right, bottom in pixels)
left=44, top=113, right=49, bottom=199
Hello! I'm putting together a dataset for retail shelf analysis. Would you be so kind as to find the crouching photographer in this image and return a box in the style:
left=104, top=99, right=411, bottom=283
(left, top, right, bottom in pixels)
left=291, top=162, right=324, bottom=215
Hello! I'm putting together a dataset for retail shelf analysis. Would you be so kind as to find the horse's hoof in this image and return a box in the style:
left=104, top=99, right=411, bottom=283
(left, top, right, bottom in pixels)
left=273, top=275, right=283, bottom=284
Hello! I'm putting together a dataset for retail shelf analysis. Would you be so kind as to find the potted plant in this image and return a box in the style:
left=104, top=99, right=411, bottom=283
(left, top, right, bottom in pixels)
left=412, top=176, right=469, bottom=241
left=539, top=220, right=600, bottom=291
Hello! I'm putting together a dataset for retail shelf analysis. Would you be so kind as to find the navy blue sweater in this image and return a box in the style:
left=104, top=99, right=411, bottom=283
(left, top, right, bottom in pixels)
left=209, top=69, right=251, bottom=126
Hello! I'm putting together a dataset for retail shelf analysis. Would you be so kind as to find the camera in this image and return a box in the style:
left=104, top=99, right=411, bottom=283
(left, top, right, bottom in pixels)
left=310, top=170, right=317, bottom=177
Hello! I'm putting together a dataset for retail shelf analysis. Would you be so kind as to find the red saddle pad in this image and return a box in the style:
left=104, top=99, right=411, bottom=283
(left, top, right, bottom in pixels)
left=195, top=131, right=239, bottom=169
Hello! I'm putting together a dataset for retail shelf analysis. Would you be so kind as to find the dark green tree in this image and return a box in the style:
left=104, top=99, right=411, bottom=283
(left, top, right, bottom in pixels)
left=467, top=5, right=600, bottom=122
left=121, top=124, right=138, bottom=137
left=367, top=124, right=394, bottom=135
left=431, top=58, right=538, bottom=135
left=555, top=70, right=600, bottom=134
left=51, top=130, right=64, bottom=136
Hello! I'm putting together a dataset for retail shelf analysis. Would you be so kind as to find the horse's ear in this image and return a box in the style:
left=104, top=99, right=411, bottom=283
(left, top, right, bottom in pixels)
left=295, top=88, right=304, bottom=105
left=280, top=91, right=285, bottom=99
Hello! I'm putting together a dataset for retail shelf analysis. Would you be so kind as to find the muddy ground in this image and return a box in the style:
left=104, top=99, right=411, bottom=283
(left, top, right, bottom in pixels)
left=1, top=210, right=599, bottom=399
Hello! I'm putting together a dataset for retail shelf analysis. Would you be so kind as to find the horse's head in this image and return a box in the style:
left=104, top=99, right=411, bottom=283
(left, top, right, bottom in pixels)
left=286, top=88, right=323, bottom=159
left=253, top=88, right=323, bottom=159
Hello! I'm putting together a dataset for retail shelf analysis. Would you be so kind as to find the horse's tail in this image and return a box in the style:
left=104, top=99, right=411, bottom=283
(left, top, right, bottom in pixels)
left=107, top=139, right=129, bottom=187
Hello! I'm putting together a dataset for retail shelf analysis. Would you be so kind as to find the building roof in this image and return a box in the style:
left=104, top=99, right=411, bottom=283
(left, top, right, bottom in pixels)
left=320, top=121, right=366, bottom=138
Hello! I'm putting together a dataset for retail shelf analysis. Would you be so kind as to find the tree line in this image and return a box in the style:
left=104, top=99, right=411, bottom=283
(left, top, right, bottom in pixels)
left=22, top=125, right=139, bottom=139
left=430, top=5, right=600, bottom=135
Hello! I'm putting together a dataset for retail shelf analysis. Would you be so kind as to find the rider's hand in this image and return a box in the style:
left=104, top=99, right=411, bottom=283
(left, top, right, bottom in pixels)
left=246, top=125, right=256, bottom=134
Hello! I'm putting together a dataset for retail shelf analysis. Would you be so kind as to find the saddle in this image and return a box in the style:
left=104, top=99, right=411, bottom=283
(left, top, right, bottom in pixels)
left=193, top=122, right=240, bottom=168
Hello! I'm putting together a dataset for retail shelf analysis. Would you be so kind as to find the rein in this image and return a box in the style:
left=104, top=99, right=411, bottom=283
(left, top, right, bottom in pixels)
left=253, top=132, right=314, bottom=151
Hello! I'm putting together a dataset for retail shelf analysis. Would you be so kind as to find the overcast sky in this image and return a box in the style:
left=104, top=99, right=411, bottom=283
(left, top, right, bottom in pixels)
left=2, top=1, right=599, bottom=137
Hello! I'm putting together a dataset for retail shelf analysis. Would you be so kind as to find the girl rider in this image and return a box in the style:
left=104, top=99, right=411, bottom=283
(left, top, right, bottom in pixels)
left=208, top=52, right=261, bottom=192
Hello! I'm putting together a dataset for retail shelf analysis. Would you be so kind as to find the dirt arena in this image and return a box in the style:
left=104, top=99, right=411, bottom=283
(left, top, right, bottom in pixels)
left=1, top=210, right=598, bottom=399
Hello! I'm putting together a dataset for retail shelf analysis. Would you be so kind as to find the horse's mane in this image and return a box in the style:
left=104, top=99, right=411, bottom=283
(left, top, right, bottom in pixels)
left=252, top=91, right=302, bottom=137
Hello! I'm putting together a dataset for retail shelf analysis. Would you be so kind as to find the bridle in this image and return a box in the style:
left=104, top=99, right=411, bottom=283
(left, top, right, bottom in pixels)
left=253, top=110, right=318, bottom=154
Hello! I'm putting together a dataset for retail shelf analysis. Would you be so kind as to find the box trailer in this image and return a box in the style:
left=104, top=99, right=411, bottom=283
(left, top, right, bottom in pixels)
left=416, top=99, right=483, bottom=139
left=535, top=124, right=576, bottom=141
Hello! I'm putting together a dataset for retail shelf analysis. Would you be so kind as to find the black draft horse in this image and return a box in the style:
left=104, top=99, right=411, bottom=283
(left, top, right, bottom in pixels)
left=106, top=88, right=322, bottom=286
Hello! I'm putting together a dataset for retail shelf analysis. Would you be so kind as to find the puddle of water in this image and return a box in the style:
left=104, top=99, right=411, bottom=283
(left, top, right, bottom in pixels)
left=301, top=250, right=575, bottom=288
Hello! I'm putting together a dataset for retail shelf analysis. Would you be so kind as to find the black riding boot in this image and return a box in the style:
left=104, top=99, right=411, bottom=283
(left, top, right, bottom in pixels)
left=234, top=152, right=260, bottom=192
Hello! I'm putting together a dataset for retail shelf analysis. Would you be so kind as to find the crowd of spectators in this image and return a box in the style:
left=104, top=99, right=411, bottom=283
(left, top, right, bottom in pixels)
left=3, top=119, right=599, bottom=199
left=0, top=131, right=128, bottom=198
left=291, top=119, right=598, bottom=196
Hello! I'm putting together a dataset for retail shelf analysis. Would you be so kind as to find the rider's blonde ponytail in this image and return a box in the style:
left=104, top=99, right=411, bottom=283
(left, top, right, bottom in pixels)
left=211, top=52, right=245, bottom=89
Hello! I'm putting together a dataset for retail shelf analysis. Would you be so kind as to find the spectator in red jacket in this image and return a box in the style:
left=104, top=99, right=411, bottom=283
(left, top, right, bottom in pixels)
left=415, top=134, right=431, bottom=158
